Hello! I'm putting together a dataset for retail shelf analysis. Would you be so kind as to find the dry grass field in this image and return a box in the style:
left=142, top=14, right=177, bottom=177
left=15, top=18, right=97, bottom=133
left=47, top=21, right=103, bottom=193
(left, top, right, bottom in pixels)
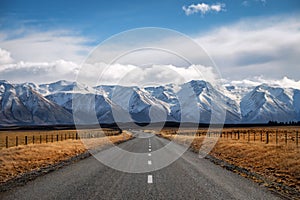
left=0, top=128, right=121, bottom=148
left=1, top=126, right=299, bottom=197
left=160, top=127, right=300, bottom=194
left=0, top=130, right=131, bottom=184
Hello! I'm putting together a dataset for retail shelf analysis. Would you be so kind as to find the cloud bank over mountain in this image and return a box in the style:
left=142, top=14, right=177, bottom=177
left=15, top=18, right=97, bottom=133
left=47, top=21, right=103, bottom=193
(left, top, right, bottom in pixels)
left=0, top=16, right=299, bottom=85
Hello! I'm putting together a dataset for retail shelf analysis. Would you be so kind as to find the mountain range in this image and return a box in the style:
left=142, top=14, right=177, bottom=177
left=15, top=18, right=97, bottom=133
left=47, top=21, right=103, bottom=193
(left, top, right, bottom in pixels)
left=0, top=80, right=299, bottom=126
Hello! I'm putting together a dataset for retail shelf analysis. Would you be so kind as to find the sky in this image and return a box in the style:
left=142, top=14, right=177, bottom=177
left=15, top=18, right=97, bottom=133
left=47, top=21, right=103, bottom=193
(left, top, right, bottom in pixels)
left=0, top=0, right=300, bottom=86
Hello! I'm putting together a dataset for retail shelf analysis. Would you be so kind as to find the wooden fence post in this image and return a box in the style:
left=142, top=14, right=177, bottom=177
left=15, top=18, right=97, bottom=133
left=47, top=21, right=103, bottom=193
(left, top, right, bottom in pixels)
left=276, top=129, right=278, bottom=145
left=6, top=136, right=8, bottom=148
left=260, top=131, right=263, bottom=142
left=76, top=132, right=78, bottom=140
left=266, top=132, right=269, bottom=144
left=285, top=131, right=288, bottom=145
left=56, top=134, right=59, bottom=142
left=32, top=136, right=35, bottom=144
left=248, top=131, right=250, bottom=142
left=16, top=136, right=18, bottom=146
left=296, top=131, right=298, bottom=147
left=237, top=130, right=240, bottom=140
left=25, top=136, right=28, bottom=145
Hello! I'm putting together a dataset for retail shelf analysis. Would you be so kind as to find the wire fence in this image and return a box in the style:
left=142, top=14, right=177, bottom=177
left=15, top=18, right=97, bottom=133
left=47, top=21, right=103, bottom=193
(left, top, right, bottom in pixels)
left=0, top=129, right=122, bottom=149
left=162, top=128, right=299, bottom=147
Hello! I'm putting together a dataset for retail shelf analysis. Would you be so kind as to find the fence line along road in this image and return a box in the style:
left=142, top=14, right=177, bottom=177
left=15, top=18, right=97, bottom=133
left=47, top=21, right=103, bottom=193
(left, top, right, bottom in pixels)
left=163, top=129, right=299, bottom=147
left=0, top=129, right=122, bottom=149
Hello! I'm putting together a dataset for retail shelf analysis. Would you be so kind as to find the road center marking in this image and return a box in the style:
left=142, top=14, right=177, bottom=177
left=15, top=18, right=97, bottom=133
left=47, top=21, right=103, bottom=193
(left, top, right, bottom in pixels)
left=149, top=148, right=151, bottom=152
left=148, top=153, right=151, bottom=156
left=147, top=175, right=153, bottom=183
left=148, top=160, right=152, bottom=165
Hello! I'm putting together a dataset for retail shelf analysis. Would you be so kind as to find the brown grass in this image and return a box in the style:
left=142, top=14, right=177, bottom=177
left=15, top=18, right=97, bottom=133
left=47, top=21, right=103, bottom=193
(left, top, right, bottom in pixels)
left=160, top=127, right=300, bottom=193
left=0, top=128, right=121, bottom=148
left=161, top=126, right=300, bottom=146
left=0, top=131, right=132, bottom=183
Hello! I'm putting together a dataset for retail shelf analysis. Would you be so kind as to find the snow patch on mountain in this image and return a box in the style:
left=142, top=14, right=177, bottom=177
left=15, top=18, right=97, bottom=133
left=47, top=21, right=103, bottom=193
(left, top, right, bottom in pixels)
left=0, top=80, right=73, bottom=125
left=1, top=79, right=299, bottom=125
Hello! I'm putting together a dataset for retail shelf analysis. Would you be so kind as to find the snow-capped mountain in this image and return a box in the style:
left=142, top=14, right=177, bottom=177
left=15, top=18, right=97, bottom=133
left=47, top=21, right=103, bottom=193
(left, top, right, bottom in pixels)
left=0, top=80, right=73, bottom=125
left=0, top=80, right=299, bottom=125
left=240, top=84, right=300, bottom=123
left=145, top=80, right=241, bottom=123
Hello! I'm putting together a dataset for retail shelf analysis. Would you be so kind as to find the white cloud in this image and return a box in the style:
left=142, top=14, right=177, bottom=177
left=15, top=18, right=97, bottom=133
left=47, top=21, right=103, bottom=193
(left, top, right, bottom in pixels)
left=0, top=28, right=219, bottom=85
left=225, top=76, right=300, bottom=90
left=0, top=29, right=93, bottom=84
left=0, top=59, right=79, bottom=84
left=195, top=16, right=300, bottom=80
left=0, top=15, right=299, bottom=86
left=274, top=77, right=300, bottom=90
left=0, top=29, right=92, bottom=63
left=183, top=3, right=225, bottom=16
left=210, top=4, right=223, bottom=12
left=258, top=76, right=300, bottom=90
left=0, top=47, right=216, bottom=86
left=0, top=48, right=14, bottom=64
left=76, top=63, right=217, bottom=86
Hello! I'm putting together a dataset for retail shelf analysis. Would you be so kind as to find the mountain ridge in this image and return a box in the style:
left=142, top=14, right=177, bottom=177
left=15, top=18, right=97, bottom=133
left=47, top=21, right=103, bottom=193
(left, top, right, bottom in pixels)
left=0, top=80, right=299, bottom=125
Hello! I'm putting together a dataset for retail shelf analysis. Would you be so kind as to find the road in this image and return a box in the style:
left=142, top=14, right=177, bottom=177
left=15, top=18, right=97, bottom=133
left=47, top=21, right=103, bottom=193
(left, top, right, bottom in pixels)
left=1, top=131, right=282, bottom=200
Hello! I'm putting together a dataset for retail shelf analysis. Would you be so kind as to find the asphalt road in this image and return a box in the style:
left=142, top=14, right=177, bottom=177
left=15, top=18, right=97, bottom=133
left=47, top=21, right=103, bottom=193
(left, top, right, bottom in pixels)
left=0, top=131, right=282, bottom=200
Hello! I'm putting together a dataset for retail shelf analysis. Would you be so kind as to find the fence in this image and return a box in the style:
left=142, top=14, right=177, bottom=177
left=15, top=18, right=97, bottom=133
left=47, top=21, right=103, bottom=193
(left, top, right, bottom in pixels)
left=163, top=128, right=299, bottom=147
left=0, top=129, right=122, bottom=149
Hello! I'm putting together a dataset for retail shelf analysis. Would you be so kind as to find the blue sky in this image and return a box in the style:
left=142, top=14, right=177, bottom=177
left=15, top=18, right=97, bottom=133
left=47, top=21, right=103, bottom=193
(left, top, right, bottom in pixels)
left=0, top=0, right=300, bottom=85
left=1, top=0, right=299, bottom=40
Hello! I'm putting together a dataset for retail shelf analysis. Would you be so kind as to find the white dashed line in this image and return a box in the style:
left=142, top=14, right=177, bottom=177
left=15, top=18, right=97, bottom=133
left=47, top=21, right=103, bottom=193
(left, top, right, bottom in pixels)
left=147, top=139, right=153, bottom=184
left=147, top=175, right=153, bottom=183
